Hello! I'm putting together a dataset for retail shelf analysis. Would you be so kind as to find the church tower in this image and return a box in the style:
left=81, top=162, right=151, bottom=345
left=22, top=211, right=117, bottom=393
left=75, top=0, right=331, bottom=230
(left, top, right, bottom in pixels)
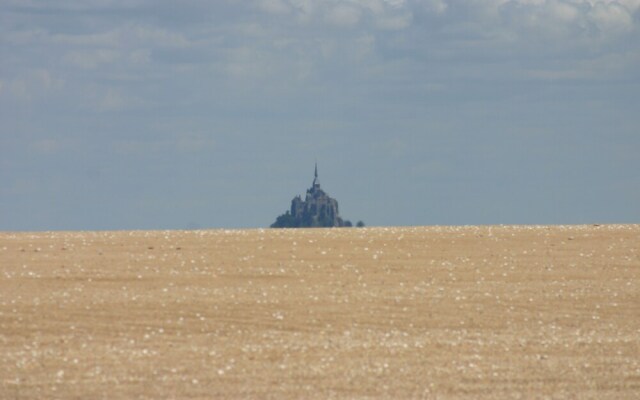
left=312, top=162, right=320, bottom=188
left=271, top=162, right=355, bottom=228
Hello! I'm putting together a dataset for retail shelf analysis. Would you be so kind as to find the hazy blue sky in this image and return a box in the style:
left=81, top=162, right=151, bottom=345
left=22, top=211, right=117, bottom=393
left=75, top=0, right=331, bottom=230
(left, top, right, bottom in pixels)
left=1, top=0, right=639, bottom=230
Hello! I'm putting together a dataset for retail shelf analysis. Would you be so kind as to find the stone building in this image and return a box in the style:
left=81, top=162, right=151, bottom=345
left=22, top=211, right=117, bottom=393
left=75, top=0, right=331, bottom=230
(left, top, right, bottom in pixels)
left=271, top=164, right=351, bottom=228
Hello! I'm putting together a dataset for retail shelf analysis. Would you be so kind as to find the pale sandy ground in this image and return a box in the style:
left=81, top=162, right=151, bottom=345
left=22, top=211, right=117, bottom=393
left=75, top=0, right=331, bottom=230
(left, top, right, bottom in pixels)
left=1, top=225, right=639, bottom=399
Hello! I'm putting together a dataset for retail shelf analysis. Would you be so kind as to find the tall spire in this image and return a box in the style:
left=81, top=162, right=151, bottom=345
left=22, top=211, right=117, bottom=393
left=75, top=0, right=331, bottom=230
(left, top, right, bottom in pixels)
left=312, top=162, right=320, bottom=187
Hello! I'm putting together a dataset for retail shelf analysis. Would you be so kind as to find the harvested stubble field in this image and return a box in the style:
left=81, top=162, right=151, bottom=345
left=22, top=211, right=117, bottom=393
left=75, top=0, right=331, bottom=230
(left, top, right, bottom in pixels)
left=1, top=225, right=639, bottom=399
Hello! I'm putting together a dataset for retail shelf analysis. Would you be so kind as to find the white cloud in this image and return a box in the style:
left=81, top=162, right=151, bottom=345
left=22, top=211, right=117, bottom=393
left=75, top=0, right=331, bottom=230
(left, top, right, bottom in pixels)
left=98, top=88, right=146, bottom=111
left=99, top=88, right=128, bottom=111
left=225, top=46, right=277, bottom=80
left=374, top=12, right=412, bottom=29
left=51, top=25, right=191, bottom=49
left=132, top=26, right=191, bottom=48
left=289, top=0, right=316, bottom=22
left=249, top=0, right=640, bottom=39
left=51, top=30, right=121, bottom=47
left=175, top=132, right=216, bottom=153
left=129, top=49, right=152, bottom=65
left=526, top=47, right=640, bottom=80
left=325, top=4, right=362, bottom=27
left=252, top=0, right=414, bottom=30
left=65, top=49, right=120, bottom=69
left=492, top=0, right=638, bottom=40
left=583, top=0, right=640, bottom=11
left=383, top=0, right=406, bottom=7
left=4, top=29, right=48, bottom=46
left=3, top=69, right=64, bottom=102
left=424, top=0, right=448, bottom=14
left=3, top=0, right=639, bottom=111
left=255, top=0, right=316, bottom=22
left=354, top=34, right=376, bottom=60
left=588, top=2, right=635, bottom=35
left=257, top=0, right=291, bottom=14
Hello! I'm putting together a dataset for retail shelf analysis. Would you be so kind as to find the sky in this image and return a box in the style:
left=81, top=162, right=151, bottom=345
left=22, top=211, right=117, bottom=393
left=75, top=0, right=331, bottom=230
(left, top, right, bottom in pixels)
left=1, top=0, right=639, bottom=230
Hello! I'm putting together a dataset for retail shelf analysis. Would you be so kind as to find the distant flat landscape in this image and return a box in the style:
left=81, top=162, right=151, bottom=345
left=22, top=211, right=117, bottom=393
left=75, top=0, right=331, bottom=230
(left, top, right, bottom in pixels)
left=1, top=225, right=639, bottom=399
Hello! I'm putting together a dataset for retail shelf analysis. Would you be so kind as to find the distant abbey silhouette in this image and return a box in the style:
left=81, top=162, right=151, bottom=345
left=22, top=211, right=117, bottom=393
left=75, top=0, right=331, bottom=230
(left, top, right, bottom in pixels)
left=271, top=164, right=361, bottom=228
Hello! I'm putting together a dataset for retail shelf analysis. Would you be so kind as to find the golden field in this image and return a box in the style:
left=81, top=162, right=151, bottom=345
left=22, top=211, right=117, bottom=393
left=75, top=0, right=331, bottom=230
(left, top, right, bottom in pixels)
left=1, top=225, right=639, bottom=399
